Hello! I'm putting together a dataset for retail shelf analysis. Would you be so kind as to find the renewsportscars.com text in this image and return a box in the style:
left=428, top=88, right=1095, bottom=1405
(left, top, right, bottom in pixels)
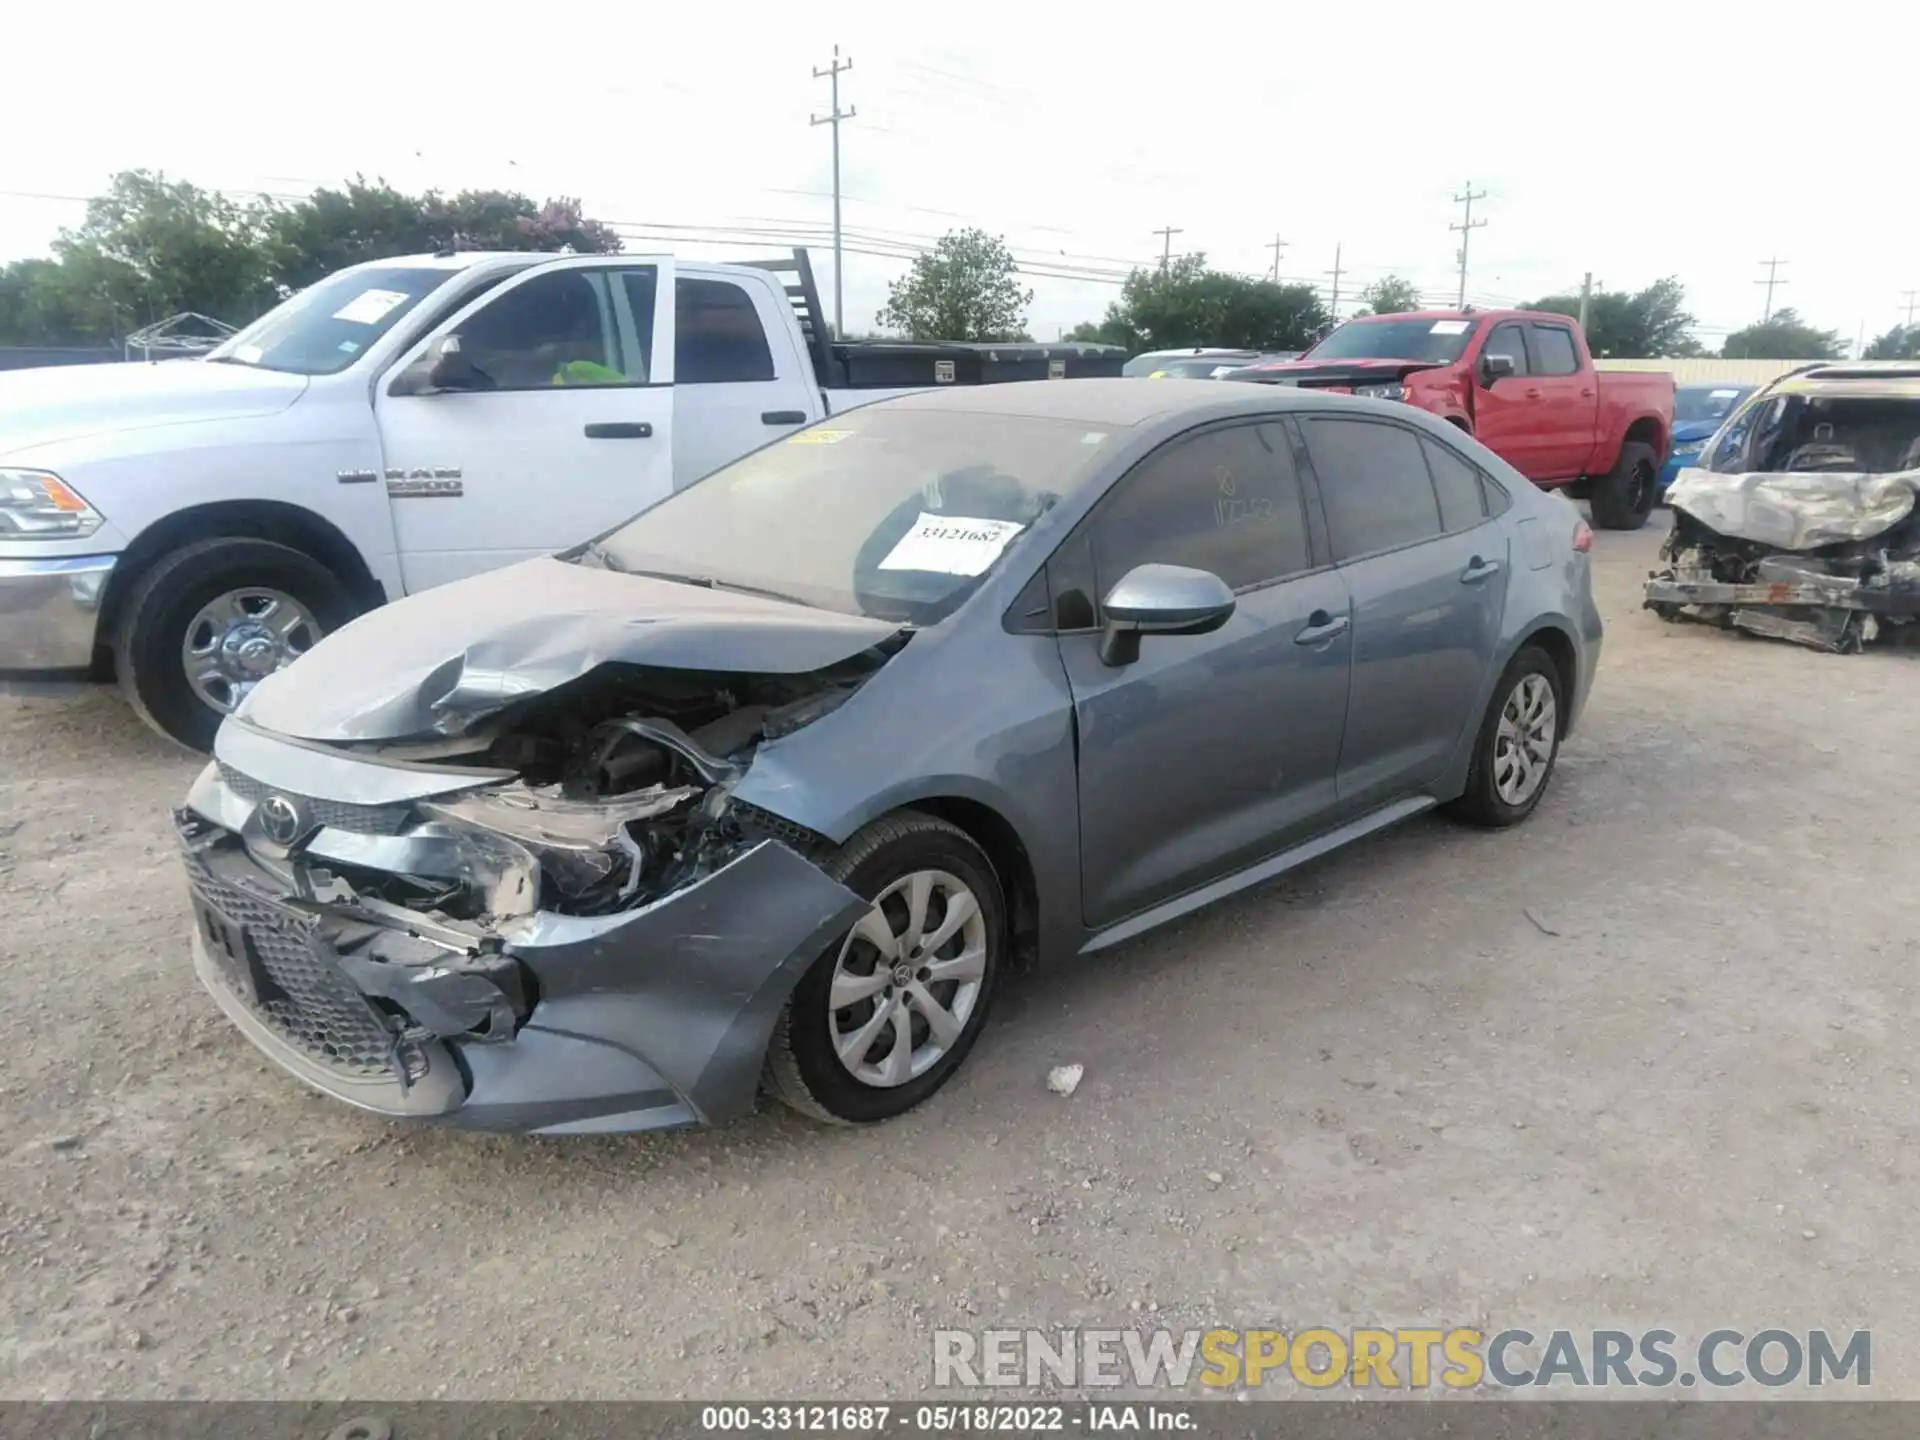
left=933, top=1327, right=1871, bottom=1390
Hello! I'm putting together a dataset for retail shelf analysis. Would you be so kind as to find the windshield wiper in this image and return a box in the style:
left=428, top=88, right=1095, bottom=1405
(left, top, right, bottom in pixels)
left=617, top=566, right=816, bottom=608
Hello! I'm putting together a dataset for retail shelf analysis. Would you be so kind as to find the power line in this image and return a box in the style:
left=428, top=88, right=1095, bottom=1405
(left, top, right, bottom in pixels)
left=1449, top=182, right=1488, bottom=308
left=1756, top=258, right=1787, bottom=322
left=810, top=44, right=856, bottom=338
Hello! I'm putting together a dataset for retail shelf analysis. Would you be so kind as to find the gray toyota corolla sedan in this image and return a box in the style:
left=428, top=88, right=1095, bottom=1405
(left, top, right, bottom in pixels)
left=175, top=379, right=1601, bottom=1134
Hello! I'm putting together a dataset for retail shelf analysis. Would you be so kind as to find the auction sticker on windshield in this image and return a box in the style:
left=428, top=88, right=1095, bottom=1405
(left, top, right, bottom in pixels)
left=788, top=428, right=853, bottom=445
left=1430, top=320, right=1472, bottom=335
left=878, top=513, right=1025, bottom=576
left=332, top=288, right=410, bottom=325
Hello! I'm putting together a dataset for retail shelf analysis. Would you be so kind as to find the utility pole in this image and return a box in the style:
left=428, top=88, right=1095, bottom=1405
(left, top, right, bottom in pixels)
left=1264, top=233, right=1288, bottom=283
left=1577, top=272, right=1592, bottom=332
left=810, top=45, right=855, bottom=338
left=1153, top=226, right=1183, bottom=270
left=1325, top=243, right=1343, bottom=322
left=1903, top=289, right=1918, bottom=328
left=1450, top=183, right=1488, bottom=307
left=1755, top=257, right=1787, bottom=323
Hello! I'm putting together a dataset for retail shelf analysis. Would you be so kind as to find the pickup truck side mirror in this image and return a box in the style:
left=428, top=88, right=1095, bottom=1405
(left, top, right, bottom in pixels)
left=1480, top=353, right=1517, bottom=387
left=390, top=335, right=486, bottom=397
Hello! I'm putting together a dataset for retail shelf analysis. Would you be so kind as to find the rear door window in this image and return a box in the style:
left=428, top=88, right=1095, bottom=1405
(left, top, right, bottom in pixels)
left=1529, top=324, right=1580, bottom=376
left=675, top=277, right=777, bottom=383
left=1303, top=418, right=1444, bottom=559
left=1422, top=435, right=1490, bottom=532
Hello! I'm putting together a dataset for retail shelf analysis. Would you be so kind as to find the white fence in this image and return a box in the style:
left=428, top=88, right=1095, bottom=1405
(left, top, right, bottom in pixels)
left=1592, top=358, right=1811, bottom=386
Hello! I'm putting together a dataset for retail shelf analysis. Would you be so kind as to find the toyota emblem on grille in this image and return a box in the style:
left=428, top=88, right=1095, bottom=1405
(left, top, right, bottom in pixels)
left=257, top=794, right=308, bottom=846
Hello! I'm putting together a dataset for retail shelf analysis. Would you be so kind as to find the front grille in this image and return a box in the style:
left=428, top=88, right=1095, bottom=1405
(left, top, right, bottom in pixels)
left=217, top=763, right=413, bottom=836
left=183, top=844, right=426, bottom=1082
left=732, top=799, right=829, bottom=855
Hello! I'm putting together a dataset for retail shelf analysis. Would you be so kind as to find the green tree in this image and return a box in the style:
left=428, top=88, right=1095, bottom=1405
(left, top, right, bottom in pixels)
left=1863, top=324, right=1920, bottom=360
left=1720, top=307, right=1844, bottom=360
left=1523, top=276, right=1699, bottom=358
left=1064, top=320, right=1108, bottom=344
left=877, top=229, right=1032, bottom=341
left=1352, top=275, right=1421, bottom=317
left=1096, top=254, right=1328, bottom=352
left=50, top=170, right=278, bottom=333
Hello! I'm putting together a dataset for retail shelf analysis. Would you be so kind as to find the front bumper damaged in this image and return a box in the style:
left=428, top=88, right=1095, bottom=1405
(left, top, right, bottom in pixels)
left=176, top=733, right=866, bottom=1135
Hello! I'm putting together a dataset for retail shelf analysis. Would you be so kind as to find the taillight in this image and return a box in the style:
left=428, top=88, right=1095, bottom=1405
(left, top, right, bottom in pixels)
left=1572, top=520, right=1593, bottom=552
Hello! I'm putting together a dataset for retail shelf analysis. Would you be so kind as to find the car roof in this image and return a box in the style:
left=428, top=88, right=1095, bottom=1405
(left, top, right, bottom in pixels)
left=1769, top=363, right=1920, bottom=399
left=879, top=376, right=1431, bottom=427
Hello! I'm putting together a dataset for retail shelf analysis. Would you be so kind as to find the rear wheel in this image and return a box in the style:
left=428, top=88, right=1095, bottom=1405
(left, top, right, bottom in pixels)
left=765, top=812, right=1005, bottom=1124
left=1589, top=441, right=1658, bottom=531
left=114, top=536, right=360, bottom=751
left=1446, top=645, right=1564, bottom=828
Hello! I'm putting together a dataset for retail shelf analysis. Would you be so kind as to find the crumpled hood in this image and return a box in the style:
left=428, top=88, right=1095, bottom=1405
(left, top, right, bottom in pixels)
left=240, top=557, right=908, bottom=743
left=1666, top=466, right=1920, bottom=550
left=0, top=360, right=308, bottom=458
left=1227, top=358, right=1445, bottom=388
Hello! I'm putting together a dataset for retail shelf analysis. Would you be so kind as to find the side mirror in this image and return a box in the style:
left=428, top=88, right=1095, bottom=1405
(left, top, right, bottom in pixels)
left=389, top=335, right=483, bottom=397
left=1097, top=563, right=1236, bottom=667
left=1481, top=353, right=1516, bottom=387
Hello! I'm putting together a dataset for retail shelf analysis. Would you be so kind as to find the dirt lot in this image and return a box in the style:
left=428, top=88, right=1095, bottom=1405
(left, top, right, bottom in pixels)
left=1, top=516, right=1916, bottom=1401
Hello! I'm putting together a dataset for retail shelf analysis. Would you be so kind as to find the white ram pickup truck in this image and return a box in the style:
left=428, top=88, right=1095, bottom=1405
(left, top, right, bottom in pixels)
left=0, top=248, right=1122, bottom=747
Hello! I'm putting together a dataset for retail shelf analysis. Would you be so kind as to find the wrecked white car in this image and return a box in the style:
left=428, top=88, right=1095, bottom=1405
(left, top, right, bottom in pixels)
left=1645, top=364, right=1920, bottom=652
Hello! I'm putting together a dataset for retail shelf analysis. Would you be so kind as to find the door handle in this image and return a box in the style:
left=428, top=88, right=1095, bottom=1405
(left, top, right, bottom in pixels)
left=1579, top=388, right=1594, bottom=398
left=1293, top=610, right=1350, bottom=647
left=1524, top=387, right=1542, bottom=399
left=1461, top=556, right=1503, bottom=583
left=761, top=410, right=807, bottom=425
left=583, top=422, right=653, bottom=439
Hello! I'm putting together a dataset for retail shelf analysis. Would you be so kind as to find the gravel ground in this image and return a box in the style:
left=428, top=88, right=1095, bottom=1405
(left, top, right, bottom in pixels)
left=1, top=515, right=1915, bottom=1401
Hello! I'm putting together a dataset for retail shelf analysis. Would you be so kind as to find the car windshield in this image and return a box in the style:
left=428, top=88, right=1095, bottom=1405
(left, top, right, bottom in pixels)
left=1143, top=358, right=1245, bottom=378
left=205, top=266, right=454, bottom=376
left=583, top=407, right=1113, bottom=626
left=1122, top=353, right=1230, bottom=376
left=1307, top=318, right=1479, bottom=363
left=1675, top=385, right=1751, bottom=425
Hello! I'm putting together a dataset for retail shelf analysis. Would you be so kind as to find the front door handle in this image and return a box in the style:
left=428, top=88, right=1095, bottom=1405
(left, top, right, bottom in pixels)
left=1461, top=556, right=1503, bottom=583
left=1293, top=610, right=1350, bottom=647
left=1524, top=387, right=1542, bottom=399
left=583, top=422, right=653, bottom=439
left=761, top=410, right=807, bottom=425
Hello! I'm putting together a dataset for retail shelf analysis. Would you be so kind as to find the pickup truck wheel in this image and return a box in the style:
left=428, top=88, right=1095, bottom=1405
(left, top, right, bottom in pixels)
left=1589, top=441, right=1658, bottom=531
left=1446, top=645, right=1564, bottom=828
left=114, top=537, right=359, bottom=752
left=764, top=812, right=1005, bottom=1125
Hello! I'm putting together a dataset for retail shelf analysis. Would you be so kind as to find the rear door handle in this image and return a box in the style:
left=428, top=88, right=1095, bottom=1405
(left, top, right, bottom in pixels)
left=583, top=422, right=653, bottom=439
left=1293, top=610, right=1350, bottom=647
left=761, top=410, right=807, bottom=425
left=1461, top=556, right=1503, bottom=583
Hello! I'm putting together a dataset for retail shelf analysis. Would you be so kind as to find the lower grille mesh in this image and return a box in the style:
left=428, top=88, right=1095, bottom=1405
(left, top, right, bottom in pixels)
left=184, top=846, right=424, bottom=1082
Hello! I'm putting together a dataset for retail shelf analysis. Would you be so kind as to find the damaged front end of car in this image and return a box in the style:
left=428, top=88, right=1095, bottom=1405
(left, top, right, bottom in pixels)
left=177, top=654, right=894, bottom=1134
left=1645, top=380, right=1920, bottom=653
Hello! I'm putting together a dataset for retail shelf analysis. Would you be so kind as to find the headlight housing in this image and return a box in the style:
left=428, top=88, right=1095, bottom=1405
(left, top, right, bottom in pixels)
left=0, top=468, right=105, bottom=538
left=1670, top=438, right=1705, bottom=458
left=1353, top=382, right=1406, bottom=401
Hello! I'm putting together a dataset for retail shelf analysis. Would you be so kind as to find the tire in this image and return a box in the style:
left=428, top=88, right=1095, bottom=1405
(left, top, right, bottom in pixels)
left=1445, top=645, right=1565, bottom=828
left=114, top=536, right=361, bottom=752
left=765, top=811, right=1006, bottom=1124
left=1589, top=440, right=1659, bottom=531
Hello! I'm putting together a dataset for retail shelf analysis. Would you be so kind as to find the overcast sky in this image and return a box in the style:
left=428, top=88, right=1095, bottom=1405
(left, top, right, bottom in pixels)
left=4, top=1, right=1910, bottom=351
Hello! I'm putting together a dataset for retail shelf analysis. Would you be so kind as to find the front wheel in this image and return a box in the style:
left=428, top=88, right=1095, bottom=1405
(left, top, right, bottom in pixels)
left=1446, top=645, right=1564, bottom=828
left=114, top=536, right=360, bottom=751
left=1589, top=441, right=1659, bottom=531
left=764, top=812, right=1005, bottom=1124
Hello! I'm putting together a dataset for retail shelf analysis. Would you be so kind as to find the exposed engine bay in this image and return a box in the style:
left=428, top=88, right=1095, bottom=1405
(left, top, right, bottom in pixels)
left=311, top=652, right=892, bottom=926
left=1645, top=392, right=1920, bottom=653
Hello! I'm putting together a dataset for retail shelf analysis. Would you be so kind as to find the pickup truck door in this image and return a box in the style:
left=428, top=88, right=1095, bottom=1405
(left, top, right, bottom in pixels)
left=1524, top=321, right=1595, bottom=478
left=372, top=256, right=676, bottom=594
left=1468, top=322, right=1550, bottom=480
left=669, top=268, right=824, bottom=490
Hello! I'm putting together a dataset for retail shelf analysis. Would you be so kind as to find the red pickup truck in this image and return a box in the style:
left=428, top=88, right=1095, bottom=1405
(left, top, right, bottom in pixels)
left=1229, top=310, right=1676, bottom=530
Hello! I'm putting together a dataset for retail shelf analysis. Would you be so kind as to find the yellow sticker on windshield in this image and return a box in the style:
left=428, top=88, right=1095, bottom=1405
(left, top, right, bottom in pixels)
left=1147, top=370, right=1168, bottom=379
left=788, top=428, right=853, bottom=445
